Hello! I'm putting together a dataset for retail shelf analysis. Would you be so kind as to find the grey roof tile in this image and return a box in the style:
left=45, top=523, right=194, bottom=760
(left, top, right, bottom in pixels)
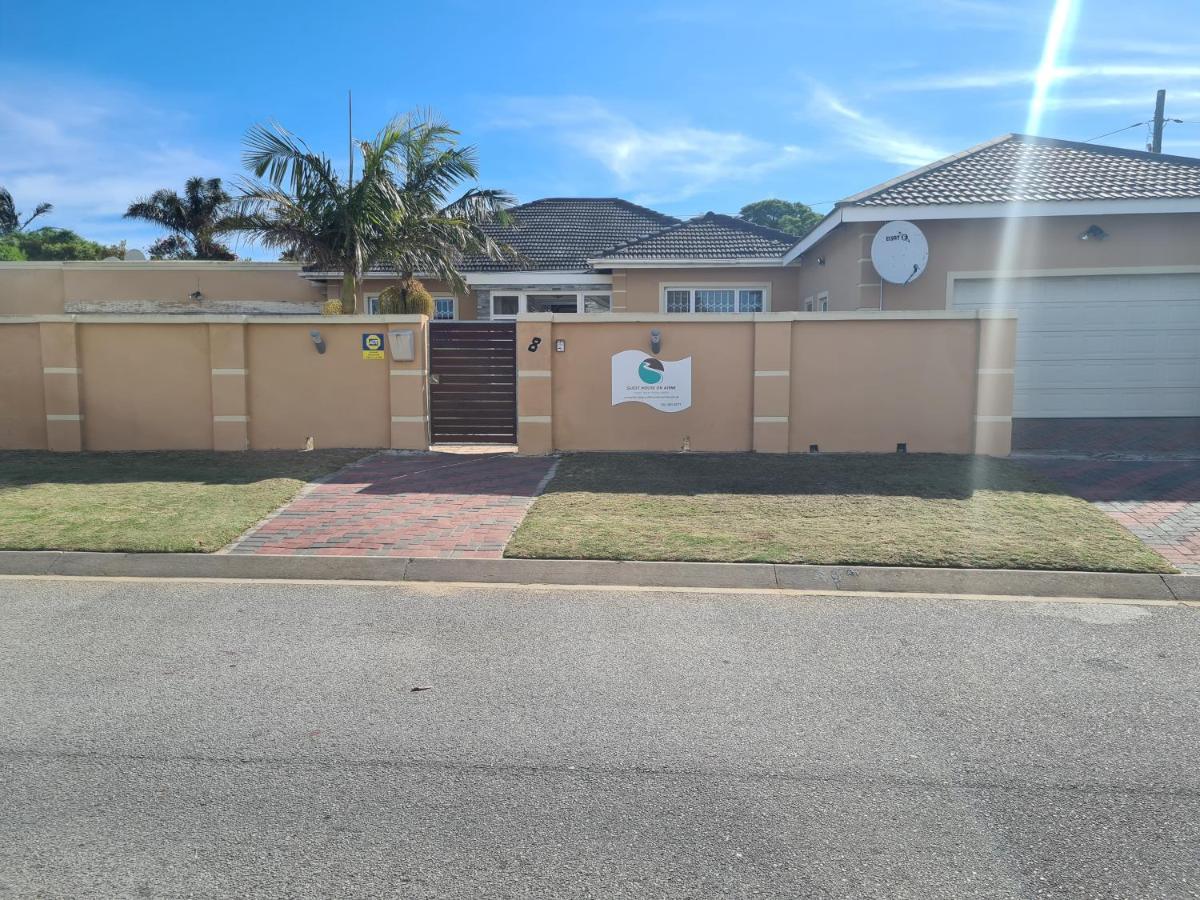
left=843, top=134, right=1200, bottom=207
left=595, top=213, right=797, bottom=260
left=459, top=197, right=679, bottom=272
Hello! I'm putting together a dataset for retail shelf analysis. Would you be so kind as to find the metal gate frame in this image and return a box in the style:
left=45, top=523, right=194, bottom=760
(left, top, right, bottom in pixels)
left=427, top=321, right=517, bottom=444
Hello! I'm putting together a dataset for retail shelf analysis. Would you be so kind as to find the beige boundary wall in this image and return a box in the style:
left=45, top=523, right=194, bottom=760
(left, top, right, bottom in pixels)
left=515, top=312, right=1016, bottom=456
left=0, top=315, right=430, bottom=452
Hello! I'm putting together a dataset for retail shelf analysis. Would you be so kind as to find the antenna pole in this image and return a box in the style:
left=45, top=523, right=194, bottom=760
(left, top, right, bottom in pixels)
left=1151, top=89, right=1166, bottom=153
left=348, top=89, right=354, bottom=187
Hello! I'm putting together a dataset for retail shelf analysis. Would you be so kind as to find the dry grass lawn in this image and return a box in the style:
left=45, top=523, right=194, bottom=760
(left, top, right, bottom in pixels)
left=0, top=450, right=367, bottom=552
left=505, top=453, right=1173, bottom=573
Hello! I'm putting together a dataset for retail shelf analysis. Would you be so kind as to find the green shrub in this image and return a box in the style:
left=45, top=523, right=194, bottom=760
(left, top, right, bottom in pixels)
left=379, top=280, right=435, bottom=317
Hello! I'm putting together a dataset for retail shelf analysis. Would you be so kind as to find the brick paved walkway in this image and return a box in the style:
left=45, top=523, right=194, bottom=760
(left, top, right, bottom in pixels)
left=226, top=451, right=558, bottom=558
left=1018, top=458, right=1200, bottom=574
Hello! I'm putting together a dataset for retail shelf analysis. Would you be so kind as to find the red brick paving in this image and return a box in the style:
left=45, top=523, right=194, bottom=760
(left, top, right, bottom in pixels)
left=226, top=451, right=558, bottom=558
left=1018, top=458, right=1200, bottom=574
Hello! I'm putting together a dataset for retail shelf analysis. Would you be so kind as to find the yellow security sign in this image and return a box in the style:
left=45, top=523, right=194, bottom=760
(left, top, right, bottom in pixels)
left=361, top=332, right=385, bottom=360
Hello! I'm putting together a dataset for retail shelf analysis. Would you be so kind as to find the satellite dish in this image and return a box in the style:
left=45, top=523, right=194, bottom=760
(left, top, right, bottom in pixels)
left=125, top=248, right=146, bottom=261
left=870, top=221, right=929, bottom=285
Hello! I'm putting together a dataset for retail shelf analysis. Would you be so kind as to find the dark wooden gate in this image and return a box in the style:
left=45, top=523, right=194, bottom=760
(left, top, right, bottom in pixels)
left=428, top=321, right=517, bottom=444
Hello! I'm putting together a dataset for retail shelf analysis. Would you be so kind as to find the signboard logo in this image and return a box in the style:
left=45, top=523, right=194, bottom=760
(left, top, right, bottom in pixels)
left=612, top=349, right=691, bottom=412
left=361, top=332, right=385, bottom=360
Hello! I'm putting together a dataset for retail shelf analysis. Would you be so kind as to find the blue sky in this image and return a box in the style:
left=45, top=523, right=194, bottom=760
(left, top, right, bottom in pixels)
left=3, top=0, right=1199, bottom=258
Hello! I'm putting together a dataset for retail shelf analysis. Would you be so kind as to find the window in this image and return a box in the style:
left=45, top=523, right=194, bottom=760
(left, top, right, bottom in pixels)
left=663, top=286, right=769, bottom=313
left=365, top=294, right=381, bottom=315
left=434, top=297, right=456, bottom=320
left=816, top=291, right=829, bottom=312
left=583, top=294, right=612, bottom=313
left=486, top=291, right=613, bottom=318
left=492, top=294, right=519, bottom=318
left=527, top=293, right=580, bottom=314
left=804, top=296, right=814, bottom=312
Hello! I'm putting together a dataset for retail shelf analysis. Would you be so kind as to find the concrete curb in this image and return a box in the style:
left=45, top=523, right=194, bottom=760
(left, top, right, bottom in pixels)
left=0, top=551, right=1193, bottom=601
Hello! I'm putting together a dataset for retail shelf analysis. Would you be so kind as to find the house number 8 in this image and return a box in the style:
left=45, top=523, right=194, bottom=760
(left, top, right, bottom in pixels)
left=527, top=337, right=542, bottom=352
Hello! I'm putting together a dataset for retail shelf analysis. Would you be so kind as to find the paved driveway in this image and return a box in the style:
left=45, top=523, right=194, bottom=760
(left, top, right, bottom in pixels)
left=1018, top=457, right=1200, bottom=573
left=227, top=451, right=557, bottom=558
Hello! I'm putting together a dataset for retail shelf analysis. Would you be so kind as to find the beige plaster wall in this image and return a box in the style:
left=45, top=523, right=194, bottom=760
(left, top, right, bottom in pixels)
left=796, top=212, right=1200, bottom=310
left=789, top=319, right=978, bottom=453
left=0, top=317, right=427, bottom=451
left=548, top=320, right=755, bottom=452
left=0, top=267, right=66, bottom=314
left=522, top=313, right=1010, bottom=456
left=0, top=263, right=322, bottom=315
left=0, top=324, right=47, bottom=449
left=246, top=323, right=392, bottom=449
left=78, top=324, right=214, bottom=450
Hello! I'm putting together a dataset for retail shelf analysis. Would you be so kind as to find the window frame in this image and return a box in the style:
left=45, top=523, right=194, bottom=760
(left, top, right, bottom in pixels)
left=433, top=297, right=456, bottom=320
left=488, top=291, right=614, bottom=319
left=816, top=291, right=830, bottom=312
left=659, top=283, right=772, bottom=314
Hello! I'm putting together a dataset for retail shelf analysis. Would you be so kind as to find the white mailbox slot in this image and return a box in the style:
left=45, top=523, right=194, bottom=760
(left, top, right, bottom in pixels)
left=388, top=330, right=415, bottom=362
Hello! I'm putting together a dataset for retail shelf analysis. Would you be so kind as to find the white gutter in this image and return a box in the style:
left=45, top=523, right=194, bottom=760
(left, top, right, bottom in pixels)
left=840, top=196, right=1200, bottom=222
left=781, top=210, right=844, bottom=264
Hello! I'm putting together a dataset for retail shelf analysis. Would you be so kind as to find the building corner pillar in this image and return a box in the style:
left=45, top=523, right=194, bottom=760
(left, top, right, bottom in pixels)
left=752, top=319, right=792, bottom=453
left=389, top=317, right=430, bottom=450
left=973, top=316, right=1017, bottom=456
left=39, top=320, right=83, bottom=452
left=516, top=318, right=553, bottom=455
left=209, top=322, right=250, bottom=451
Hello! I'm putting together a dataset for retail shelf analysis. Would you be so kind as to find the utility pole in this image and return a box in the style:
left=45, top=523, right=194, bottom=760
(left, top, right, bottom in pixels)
left=1150, top=89, right=1166, bottom=153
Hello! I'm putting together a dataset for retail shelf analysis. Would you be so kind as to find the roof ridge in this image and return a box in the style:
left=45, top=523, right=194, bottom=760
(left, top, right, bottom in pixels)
left=707, top=211, right=804, bottom=244
left=593, top=216, right=694, bottom=258
left=838, top=134, right=1016, bottom=207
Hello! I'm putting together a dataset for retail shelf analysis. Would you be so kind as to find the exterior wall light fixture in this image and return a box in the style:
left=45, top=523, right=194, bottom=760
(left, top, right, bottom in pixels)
left=1079, top=224, right=1108, bottom=241
left=650, top=329, right=662, bottom=354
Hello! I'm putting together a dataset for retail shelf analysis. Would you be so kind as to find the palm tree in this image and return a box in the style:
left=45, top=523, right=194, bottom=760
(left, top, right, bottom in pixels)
left=0, top=186, right=52, bottom=235
left=124, top=177, right=237, bottom=260
left=229, top=111, right=513, bottom=313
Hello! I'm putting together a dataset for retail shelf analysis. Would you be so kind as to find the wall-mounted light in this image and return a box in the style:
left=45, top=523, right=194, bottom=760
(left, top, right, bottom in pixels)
left=649, top=328, right=662, bottom=355
left=309, top=329, right=326, bottom=354
left=1079, top=224, right=1108, bottom=241
left=816, top=257, right=826, bottom=266
left=189, top=290, right=204, bottom=301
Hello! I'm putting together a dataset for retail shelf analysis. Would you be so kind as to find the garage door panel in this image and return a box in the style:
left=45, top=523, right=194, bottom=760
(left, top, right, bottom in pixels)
left=954, top=273, right=1200, bottom=418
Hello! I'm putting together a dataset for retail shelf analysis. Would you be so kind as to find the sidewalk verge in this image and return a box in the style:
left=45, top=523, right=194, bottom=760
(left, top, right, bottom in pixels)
left=0, top=551, right=1190, bottom=601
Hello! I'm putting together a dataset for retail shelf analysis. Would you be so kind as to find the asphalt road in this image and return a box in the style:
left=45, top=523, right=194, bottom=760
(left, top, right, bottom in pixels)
left=1, top=576, right=1197, bottom=899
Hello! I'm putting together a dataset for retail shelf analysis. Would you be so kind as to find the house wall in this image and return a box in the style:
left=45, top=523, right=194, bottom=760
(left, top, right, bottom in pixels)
left=514, top=312, right=1015, bottom=456
left=330, top=277, right=476, bottom=320
left=796, top=212, right=1200, bottom=310
left=0, top=262, right=324, bottom=315
left=615, top=267, right=804, bottom=313
left=0, top=316, right=429, bottom=452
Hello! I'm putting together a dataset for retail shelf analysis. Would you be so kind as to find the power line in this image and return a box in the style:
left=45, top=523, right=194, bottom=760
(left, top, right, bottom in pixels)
left=1083, top=121, right=1149, bottom=143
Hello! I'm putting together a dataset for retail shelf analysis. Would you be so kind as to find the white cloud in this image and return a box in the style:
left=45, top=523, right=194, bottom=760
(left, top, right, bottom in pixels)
left=891, top=63, right=1200, bottom=92
left=487, top=97, right=810, bottom=204
left=808, top=87, right=948, bottom=168
left=0, top=72, right=237, bottom=252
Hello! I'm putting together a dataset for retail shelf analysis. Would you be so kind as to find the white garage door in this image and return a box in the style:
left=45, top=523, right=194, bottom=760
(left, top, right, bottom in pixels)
left=953, top=272, right=1200, bottom=418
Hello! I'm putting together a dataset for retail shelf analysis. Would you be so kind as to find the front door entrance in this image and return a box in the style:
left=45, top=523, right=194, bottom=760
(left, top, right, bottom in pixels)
left=428, top=322, right=517, bottom=444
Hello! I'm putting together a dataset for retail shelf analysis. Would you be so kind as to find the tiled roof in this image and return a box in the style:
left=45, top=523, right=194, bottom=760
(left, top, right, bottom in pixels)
left=842, top=134, right=1200, bottom=207
left=595, top=212, right=797, bottom=261
left=457, top=197, right=679, bottom=272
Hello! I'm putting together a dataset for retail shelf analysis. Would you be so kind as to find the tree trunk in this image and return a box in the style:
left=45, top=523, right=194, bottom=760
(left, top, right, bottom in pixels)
left=341, top=272, right=356, bottom=315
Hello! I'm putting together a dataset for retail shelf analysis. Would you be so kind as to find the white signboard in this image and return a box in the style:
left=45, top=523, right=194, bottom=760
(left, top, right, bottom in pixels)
left=611, top=349, right=692, bottom=412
